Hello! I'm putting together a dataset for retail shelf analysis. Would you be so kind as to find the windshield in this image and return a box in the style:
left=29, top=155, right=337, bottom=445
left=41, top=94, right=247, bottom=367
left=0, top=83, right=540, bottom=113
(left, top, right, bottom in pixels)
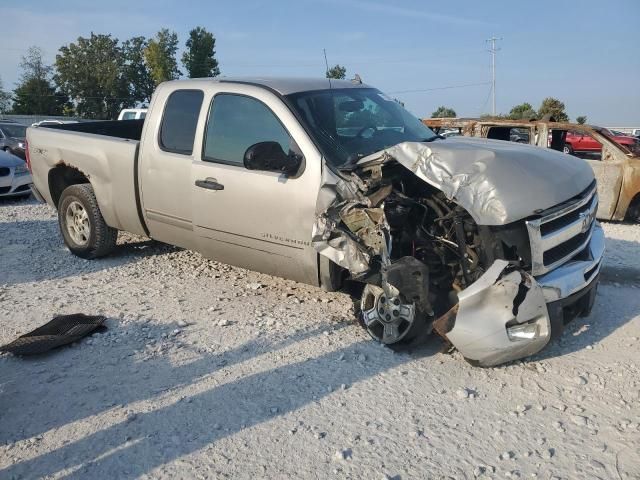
left=286, top=88, right=438, bottom=167
left=0, top=124, right=27, bottom=138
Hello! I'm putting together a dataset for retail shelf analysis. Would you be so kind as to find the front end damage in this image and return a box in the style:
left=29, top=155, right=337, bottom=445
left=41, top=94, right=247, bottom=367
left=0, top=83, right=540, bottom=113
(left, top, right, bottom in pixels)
left=313, top=141, right=603, bottom=367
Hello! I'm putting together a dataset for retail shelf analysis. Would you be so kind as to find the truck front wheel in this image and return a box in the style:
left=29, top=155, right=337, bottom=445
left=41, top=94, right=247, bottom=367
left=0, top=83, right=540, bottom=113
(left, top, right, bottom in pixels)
left=58, top=184, right=117, bottom=259
left=359, top=284, right=429, bottom=347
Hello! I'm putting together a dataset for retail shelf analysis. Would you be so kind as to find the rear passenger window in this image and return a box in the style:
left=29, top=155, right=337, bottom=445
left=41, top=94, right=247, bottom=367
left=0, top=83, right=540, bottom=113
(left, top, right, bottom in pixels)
left=203, top=94, right=291, bottom=166
left=160, top=90, right=204, bottom=155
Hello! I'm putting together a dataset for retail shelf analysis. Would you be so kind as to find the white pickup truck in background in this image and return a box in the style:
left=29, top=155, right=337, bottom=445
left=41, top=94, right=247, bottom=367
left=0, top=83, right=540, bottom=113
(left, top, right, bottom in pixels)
left=26, top=77, right=604, bottom=366
left=117, top=108, right=147, bottom=121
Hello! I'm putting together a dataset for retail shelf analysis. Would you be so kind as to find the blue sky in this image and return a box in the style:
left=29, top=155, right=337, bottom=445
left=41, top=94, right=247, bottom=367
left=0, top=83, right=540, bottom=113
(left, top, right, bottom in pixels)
left=1, top=0, right=639, bottom=125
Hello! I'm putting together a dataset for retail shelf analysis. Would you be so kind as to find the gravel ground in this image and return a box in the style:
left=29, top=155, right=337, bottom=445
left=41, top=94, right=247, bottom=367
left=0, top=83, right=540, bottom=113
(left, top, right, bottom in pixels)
left=1, top=197, right=639, bottom=480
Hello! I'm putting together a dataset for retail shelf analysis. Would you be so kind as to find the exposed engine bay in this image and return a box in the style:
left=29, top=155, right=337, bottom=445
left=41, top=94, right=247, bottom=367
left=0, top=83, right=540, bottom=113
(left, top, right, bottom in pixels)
left=314, top=159, right=498, bottom=345
left=311, top=141, right=581, bottom=366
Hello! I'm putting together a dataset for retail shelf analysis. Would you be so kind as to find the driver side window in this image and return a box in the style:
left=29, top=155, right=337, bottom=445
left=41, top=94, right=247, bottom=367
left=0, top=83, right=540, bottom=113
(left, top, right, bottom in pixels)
left=203, top=94, right=291, bottom=166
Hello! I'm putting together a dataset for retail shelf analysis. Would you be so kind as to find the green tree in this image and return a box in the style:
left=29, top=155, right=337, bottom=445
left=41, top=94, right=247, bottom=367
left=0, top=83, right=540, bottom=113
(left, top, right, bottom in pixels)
left=12, top=79, right=69, bottom=115
left=326, top=64, right=346, bottom=80
left=431, top=106, right=457, bottom=118
left=145, top=29, right=180, bottom=86
left=11, top=46, right=69, bottom=115
left=55, top=33, right=129, bottom=119
left=122, top=36, right=155, bottom=104
left=576, top=115, right=587, bottom=125
left=182, top=27, right=220, bottom=78
left=508, top=102, right=537, bottom=120
left=480, top=113, right=508, bottom=120
left=537, top=97, right=569, bottom=122
left=0, top=76, right=10, bottom=113
left=20, top=46, right=51, bottom=82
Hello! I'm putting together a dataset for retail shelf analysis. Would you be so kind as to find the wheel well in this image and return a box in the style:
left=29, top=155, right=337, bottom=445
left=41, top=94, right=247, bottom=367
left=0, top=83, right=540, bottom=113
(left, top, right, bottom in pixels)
left=48, top=165, right=90, bottom=207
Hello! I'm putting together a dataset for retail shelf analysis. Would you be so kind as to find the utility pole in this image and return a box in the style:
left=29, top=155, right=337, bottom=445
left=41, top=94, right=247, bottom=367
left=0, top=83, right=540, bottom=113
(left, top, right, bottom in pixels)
left=486, top=37, right=501, bottom=115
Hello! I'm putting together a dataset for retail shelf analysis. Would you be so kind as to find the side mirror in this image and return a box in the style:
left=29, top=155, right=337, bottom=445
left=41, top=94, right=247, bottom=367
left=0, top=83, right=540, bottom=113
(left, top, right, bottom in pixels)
left=243, top=141, right=302, bottom=176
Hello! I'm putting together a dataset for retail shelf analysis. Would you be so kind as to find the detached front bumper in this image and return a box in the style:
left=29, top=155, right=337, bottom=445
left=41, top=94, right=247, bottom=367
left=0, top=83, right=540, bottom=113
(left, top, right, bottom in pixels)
left=439, top=223, right=604, bottom=367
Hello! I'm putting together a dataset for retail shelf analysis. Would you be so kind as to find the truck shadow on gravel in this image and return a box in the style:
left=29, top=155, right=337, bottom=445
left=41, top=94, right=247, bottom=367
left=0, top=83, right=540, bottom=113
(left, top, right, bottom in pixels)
left=0, top=321, right=441, bottom=479
left=597, top=236, right=640, bottom=288
left=531, top=242, right=640, bottom=362
left=0, top=319, right=349, bottom=444
left=0, top=218, right=178, bottom=286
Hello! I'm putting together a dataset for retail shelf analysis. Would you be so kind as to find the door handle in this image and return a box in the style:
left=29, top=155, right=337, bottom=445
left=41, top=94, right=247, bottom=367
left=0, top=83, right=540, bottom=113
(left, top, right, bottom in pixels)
left=195, top=178, right=224, bottom=190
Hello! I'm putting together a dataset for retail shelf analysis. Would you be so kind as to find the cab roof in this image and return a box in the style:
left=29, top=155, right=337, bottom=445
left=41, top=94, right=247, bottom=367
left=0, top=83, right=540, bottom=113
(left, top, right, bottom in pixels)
left=166, top=76, right=372, bottom=95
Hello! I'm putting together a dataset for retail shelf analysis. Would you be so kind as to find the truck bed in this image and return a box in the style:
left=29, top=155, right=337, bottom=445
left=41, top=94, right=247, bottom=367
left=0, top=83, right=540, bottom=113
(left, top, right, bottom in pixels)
left=45, top=119, right=144, bottom=140
left=27, top=120, right=147, bottom=236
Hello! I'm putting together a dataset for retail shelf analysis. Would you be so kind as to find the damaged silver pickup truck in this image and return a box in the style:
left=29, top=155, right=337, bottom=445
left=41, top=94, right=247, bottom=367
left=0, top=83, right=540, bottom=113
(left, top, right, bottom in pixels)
left=26, top=77, right=604, bottom=366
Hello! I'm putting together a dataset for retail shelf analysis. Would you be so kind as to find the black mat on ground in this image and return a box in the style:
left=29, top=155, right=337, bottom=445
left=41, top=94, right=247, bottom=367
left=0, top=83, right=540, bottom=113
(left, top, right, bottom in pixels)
left=0, top=314, right=106, bottom=355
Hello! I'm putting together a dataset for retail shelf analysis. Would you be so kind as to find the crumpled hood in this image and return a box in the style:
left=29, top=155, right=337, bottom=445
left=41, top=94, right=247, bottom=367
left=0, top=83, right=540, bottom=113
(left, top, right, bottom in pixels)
left=357, top=137, right=595, bottom=225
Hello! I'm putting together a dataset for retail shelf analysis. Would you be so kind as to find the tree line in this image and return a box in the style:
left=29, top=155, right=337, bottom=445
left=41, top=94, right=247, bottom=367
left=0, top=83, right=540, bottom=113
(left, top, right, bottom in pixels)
left=0, top=36, right=590, bottom=126
left=0, top=27, right=220, bottom=119
left=431, top=99, right=587, bottom=124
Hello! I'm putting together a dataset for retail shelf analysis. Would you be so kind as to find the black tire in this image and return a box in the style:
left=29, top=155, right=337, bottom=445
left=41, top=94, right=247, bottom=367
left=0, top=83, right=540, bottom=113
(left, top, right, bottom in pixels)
left=58, top=184, right=117, bottom=259
left=563, top=144, right=574, bottom=155
left=625, top=196, right=640, bottom=223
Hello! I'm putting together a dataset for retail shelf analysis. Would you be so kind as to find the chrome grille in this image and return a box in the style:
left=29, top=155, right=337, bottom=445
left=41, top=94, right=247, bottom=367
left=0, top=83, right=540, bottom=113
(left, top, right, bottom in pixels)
left=526, top=183, right=598, bottom=276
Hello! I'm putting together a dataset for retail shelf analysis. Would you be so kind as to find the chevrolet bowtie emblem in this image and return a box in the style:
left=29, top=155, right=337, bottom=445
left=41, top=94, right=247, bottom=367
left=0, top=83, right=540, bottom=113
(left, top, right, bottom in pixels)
left=578, top=210, right=593, bottom=234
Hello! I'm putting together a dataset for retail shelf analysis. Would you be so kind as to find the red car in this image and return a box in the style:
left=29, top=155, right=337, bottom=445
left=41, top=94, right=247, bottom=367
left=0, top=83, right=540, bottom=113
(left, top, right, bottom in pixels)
left=564, top=129, right=639, bottom=155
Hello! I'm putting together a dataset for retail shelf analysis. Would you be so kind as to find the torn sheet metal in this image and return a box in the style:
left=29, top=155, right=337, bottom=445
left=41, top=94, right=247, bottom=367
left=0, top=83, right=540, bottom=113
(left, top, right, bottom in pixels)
left=340, top=207, right=387, bottom=252
left=357, top=139, right=594, bottom=226
left=311, top=165, right=390, bottom=275
left=437, top=259, right=551, bottom=367
left=312, top=214, right=371, bottom=275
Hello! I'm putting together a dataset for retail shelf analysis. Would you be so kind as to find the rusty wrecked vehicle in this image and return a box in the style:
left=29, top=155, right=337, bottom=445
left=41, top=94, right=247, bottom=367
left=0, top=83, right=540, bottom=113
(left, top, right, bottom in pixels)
left=26, top=78, right=604, bottom=366
left=424, top=118, right=640, bottom=223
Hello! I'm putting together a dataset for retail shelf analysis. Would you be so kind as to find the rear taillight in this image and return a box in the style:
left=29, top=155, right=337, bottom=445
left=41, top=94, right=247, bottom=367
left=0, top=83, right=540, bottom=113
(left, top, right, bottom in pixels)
left=25, top=139, right=32, bottom=173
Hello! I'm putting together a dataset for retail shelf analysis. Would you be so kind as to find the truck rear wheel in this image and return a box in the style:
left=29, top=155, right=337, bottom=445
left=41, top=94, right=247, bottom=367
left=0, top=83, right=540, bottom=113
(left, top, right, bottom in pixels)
left=58, top=184, right=117, bottom=259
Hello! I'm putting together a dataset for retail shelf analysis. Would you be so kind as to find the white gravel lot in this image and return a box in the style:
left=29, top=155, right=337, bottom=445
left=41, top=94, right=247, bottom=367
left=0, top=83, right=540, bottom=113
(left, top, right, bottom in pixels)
left=1, top=197, right=639, bottom=480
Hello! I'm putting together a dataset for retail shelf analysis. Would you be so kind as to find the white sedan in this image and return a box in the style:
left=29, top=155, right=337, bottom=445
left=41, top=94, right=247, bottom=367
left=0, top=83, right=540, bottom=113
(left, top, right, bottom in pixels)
left=0, top=150, right=31, bottom=198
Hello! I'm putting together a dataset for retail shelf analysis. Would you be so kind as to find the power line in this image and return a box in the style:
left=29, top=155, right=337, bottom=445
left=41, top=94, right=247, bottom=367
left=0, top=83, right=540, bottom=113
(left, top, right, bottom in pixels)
left=386, top=81, right=491, bottom=95
left=478, top=83, right=493, bottom=116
